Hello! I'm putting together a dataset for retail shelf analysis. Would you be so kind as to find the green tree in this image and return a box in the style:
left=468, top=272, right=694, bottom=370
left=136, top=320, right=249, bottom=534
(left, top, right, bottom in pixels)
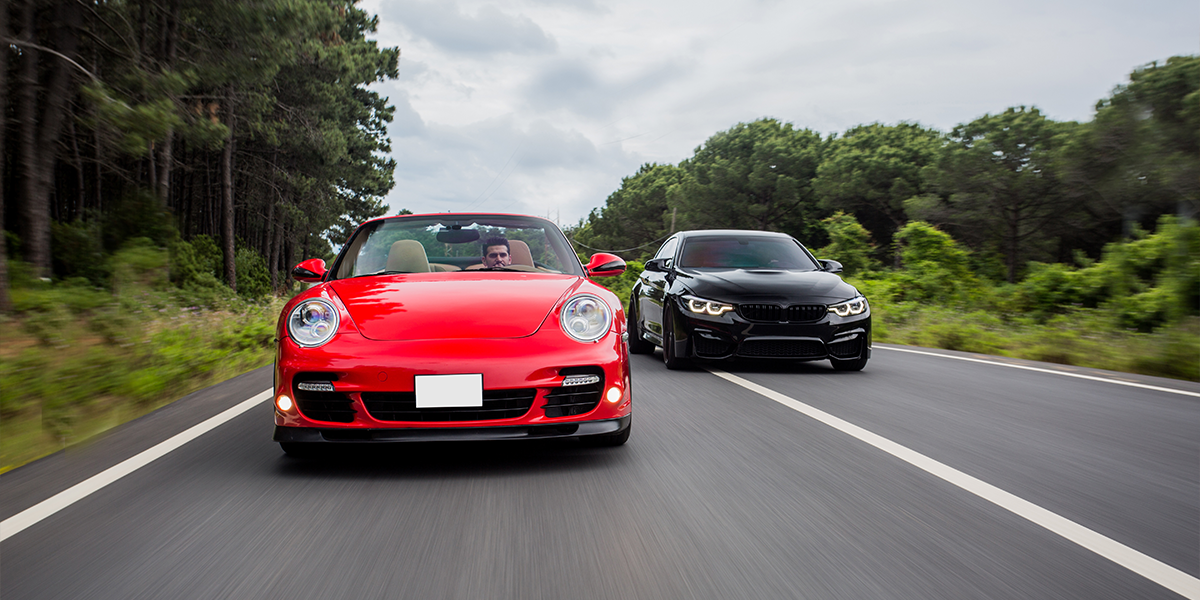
left=573, top=163, right=683, bottom=259
left=813, top=122, right=942, bottom=265
left=673, top=119, right=826, bottom=241
left=816, top=212, right=876, bottom=276
left=921, top=107, right=1075, bottom=282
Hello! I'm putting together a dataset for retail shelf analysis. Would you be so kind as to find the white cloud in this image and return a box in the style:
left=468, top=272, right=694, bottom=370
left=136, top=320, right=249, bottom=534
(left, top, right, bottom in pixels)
left=359, top=0, right=1200, bottom=225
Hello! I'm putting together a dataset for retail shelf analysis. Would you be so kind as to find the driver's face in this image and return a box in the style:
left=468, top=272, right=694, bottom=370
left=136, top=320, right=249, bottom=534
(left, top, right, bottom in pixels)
left=484, top=245, right=511, bottom=268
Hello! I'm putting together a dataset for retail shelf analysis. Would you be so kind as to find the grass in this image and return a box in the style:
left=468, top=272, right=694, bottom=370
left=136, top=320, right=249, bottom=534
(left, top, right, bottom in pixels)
left=0, top=281, right=281, bottom=473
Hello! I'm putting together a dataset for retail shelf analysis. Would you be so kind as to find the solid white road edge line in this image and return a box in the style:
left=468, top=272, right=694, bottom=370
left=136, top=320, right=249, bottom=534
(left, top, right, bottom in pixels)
left=877, top=345, right=1200, bottom=398
left=0, top=388, right=273, bottom=544
left=707, top=368, right=1200, bottom=600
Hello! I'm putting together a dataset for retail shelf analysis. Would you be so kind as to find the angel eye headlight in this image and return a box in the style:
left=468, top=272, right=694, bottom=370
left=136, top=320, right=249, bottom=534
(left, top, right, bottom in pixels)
left=560, top=294, right=611, bottom=343
left=684, top=296, right=734, bottom=316
left=828, top=296, right=868, bottom=317
left=288, top=299, right=340, bottom=347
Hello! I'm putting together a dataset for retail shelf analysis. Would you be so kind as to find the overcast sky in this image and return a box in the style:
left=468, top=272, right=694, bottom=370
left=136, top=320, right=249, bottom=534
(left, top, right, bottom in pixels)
left=357, top=0, right=1198, bottom=226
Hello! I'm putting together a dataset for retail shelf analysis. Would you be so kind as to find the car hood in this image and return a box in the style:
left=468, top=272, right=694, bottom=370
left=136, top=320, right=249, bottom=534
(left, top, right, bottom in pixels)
left=329, top=273, right=580, bottom=341
left=675, top=268, right=859, bottom=304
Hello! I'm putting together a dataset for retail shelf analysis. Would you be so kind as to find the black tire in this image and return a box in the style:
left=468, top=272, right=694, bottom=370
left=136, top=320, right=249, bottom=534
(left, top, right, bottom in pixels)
left=280, top=442, right=319, bottom=458
left=662, top=308, right=689, bottom=370
left=627, top=299, right=654, bottom=355
left=830, top=354, right=868, bottom=371
left=581, top=417, right=631, bottom=447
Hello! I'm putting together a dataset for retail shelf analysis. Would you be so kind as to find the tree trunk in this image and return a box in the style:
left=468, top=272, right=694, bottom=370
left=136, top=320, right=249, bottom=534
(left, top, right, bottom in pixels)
left=221, top=93, right=237, bottom=291
left=0, top=0, right=12, bottom=312
left=156, top=1, right=180, bottom=205
left=17, top=0, right=82, bottom=279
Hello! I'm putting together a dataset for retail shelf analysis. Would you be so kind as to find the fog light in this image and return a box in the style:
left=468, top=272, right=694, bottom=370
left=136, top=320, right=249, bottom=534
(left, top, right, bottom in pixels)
left=276, top=395, right=294, bottom=412
left=606, top=386, right=622, bottom=403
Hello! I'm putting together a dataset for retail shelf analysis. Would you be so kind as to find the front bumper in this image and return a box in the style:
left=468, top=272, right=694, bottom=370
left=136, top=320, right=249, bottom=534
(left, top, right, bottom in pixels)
left=673, top=307, right=871, bottom=362
left=273, top=329, right=632, bottom=434
left=274, top=415, right=630, bottom=443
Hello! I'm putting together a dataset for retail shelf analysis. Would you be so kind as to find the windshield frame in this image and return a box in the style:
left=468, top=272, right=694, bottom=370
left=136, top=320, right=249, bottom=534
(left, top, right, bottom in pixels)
left=326, top=213, right=586, bottom=280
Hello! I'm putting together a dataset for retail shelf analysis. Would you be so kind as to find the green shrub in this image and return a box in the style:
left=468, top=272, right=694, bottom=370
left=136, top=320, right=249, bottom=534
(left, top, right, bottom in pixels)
left=594, top=260, right=644, bottom=312
left=111, top=238, right=169, bottom=291
left=235, top=247, right=271, bottom=298
left=51, top=220, right=110, bottom=287
left=817, top=212, right=877, bottom=276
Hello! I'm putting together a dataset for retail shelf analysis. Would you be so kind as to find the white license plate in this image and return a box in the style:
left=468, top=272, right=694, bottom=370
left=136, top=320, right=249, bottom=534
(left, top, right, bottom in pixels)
left=415, top=374, right=483, bottom=408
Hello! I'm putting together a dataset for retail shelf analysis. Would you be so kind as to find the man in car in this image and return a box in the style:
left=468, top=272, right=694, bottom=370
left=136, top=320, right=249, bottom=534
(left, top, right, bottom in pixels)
left=482, top=237, right=512, bottom=268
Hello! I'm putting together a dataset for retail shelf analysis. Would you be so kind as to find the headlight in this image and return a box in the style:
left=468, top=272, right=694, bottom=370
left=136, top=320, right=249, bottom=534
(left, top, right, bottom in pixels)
left=288, top=299, right=340, bottom=347
left=560, top=294, right=612, bottom=343
left=828, top=296, right=868, bottom=317
left=684, top=295, right=734, bottom=316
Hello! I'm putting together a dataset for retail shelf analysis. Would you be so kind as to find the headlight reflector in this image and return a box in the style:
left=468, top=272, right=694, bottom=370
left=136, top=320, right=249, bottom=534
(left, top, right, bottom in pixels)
left=828, top=296, right=868, bottom=317
left=684, top=295, right=734, bottom=316
left=560, top=294, right=611, bottom=342
left=288, top=299, right=340, bottom=347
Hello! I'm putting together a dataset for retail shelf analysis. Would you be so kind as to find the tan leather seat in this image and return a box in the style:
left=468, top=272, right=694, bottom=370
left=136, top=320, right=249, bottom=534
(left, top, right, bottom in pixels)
left=386, top=240, right=430, bottom=273
left=509, top=240, right=534, bottom=266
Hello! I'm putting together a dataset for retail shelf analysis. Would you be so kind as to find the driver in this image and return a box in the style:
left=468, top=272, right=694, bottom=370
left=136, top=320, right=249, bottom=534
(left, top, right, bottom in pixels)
left=482, top=237, right=512, bottom=269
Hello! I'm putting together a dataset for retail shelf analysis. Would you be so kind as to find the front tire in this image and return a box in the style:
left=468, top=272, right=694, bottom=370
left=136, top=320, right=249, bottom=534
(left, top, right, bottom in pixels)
left=662, top=308, right=689, bottom=370
left=627, top=298, right=654, bottom=355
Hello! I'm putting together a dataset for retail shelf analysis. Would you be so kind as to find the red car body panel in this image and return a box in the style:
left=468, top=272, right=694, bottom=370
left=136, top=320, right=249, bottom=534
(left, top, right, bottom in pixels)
left=273, top=272, right=631, bottom=433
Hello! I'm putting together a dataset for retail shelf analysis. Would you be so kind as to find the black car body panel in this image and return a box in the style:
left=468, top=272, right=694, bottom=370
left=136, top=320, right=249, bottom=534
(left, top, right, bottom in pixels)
left=631, top=230, right=871, bottom=367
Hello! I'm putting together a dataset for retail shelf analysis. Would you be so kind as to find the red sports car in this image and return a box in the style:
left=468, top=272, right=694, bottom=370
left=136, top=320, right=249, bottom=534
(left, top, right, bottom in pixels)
left=272, top=213, right=632, bottom=455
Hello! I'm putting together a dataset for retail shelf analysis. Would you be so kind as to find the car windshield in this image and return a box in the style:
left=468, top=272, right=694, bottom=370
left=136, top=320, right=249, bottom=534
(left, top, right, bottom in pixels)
left=678, top=236, right=820, bottom=271
left=330, top=214, right=585, bottom=279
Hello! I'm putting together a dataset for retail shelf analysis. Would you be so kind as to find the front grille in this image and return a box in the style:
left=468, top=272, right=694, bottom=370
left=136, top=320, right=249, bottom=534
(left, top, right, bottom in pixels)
left=361, top=389, right=536, bottom=422
left=786, top=305, right=826, bottom=322
left=292, top=372, right=355, bottom=423
left=739, top=304, right=826, bottom=323
left=544, top=367, right=603, bottom=418
left=739, top=339, right=826, bottom=358
left=693, top=336, right=734, bottom=357
left=828, top=337, right=862, bottom=358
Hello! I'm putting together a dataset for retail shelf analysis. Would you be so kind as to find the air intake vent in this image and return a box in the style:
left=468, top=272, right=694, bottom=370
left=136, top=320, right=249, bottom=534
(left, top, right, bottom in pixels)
left=292, top=372, right=355, bottom=423
left=362, top=389, right=535, bottom=422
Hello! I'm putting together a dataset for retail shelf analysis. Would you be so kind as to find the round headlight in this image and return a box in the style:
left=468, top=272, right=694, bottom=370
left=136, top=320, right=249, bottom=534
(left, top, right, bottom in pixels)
left=288, top=299, right=340, bottom=347
left=559, top=294, right=612, bottom=343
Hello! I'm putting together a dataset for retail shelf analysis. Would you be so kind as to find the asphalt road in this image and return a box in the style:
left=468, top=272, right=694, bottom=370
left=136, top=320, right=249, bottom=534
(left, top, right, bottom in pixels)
left=2, top=345, right=1198, bottom=599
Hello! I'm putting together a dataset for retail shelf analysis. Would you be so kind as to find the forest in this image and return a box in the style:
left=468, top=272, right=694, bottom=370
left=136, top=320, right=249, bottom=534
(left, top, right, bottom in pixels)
left=1, top=0, right=398, bottom=309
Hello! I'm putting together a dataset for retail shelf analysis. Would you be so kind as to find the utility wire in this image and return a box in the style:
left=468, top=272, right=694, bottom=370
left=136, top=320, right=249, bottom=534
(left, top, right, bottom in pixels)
left=569, top=231, right=672, bottom=254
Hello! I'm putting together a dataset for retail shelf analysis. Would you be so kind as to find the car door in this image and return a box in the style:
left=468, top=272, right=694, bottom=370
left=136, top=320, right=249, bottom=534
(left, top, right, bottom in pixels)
left=638, top=236, right=679, bottom=343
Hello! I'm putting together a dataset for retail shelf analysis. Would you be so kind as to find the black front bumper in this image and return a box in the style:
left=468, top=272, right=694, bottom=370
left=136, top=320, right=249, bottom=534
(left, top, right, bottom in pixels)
left=274, top=415, right=630, bottom=443
left=676, top=312, right=871, bottom=362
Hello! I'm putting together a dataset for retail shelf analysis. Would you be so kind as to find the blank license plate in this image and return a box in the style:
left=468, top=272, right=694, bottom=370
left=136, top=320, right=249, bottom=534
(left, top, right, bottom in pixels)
left=415, top=374, right=483, bottom=408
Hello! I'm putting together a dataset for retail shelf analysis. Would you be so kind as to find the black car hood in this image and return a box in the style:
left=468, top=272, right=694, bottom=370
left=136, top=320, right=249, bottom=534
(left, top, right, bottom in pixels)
left=675, top=268, right=859, bottom=304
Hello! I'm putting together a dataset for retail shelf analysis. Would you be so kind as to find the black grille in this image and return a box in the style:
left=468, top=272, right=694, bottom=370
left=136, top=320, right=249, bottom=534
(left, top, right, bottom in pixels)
left=292, top=372, right=355, bottom=423
left=739, top=304, right=826, bottom=323
left=739, top=339, right=826, bottom=358
left=786, top=305, right=826, bottom=322
left=544, top=367, right=604, bottom=418
left=361, top=389, right=536, bottom=422
left=828, top=337, right=862, bottom=358
left=693, top=336, right=734, bottom=357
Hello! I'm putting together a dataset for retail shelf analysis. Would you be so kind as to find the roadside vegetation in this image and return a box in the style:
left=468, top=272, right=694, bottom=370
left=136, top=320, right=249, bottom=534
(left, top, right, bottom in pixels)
left=576, top=56, right=1198, bottom=383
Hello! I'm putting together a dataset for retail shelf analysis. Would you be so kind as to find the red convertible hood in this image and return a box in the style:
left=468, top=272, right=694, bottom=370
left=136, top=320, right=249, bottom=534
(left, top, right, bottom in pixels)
left=329, top=274, right=580, bottom=341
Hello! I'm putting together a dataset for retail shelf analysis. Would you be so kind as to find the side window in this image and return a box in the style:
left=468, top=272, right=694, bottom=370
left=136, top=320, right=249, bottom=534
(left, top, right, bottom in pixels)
left=654, top=237, right=679, bottom=266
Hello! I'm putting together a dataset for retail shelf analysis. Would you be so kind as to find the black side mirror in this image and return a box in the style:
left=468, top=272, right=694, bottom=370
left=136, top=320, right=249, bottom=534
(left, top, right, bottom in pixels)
left=644, top=258, right=668, bottom=272
left=819, top=259, right=843, bottom=274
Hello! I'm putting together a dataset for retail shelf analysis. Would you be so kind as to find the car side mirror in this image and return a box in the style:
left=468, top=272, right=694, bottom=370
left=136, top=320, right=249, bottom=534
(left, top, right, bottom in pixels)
left=819, top=259, right=843, bottom=274
left=585, top=253, right=626, bottom=278
left=643, top=258, right=668, bottom=272
left=292, top=258, right=328, bottom=282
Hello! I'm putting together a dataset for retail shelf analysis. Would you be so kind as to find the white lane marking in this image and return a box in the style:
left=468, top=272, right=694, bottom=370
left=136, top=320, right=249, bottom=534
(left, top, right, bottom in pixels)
left=707, top=368, right=1200, bottom=600
left=877, top=345, right=1200, bottom=399
left=0, top=389, right=273, bottom=543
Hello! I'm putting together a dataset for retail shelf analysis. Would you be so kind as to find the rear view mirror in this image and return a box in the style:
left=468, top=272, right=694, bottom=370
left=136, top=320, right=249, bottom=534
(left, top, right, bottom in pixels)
left=643, top=258, right=668, bottom=272
left=292, top=258, right=328, bottom=282
left=819, top=259, right=843, bottom=274
left=585, top=253, right=626, bottom=277
left=436, top=228, right=481, bottom=244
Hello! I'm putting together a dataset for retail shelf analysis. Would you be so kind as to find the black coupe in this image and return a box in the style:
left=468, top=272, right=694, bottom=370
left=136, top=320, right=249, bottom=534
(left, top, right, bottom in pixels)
left=628, top=230, right=870, bottom=371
